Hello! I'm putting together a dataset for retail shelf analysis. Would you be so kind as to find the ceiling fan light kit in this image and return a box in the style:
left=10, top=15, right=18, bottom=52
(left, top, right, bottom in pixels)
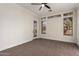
left=41, top=4, right=44, bottom=7
left=31, top=3, right=52, bottom=12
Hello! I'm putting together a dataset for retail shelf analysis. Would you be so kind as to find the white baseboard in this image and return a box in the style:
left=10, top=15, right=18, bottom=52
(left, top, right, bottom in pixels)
left=0, top=39, right=33, bottom=51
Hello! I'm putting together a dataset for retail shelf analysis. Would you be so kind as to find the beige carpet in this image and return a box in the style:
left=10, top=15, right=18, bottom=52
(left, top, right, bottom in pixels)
left=0, top=38, right=79, bottom=56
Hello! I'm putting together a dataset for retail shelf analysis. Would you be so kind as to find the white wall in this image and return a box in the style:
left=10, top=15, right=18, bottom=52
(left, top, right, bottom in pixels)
left=0, top=4, right=39, bottom=51
left=40, top=10, right=77, bottom=43
left=77, top=8, right=79, bottom=45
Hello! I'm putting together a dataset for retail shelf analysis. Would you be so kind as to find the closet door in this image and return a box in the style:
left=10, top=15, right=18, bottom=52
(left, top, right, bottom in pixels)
left=46, top=17, right=63, bottom=40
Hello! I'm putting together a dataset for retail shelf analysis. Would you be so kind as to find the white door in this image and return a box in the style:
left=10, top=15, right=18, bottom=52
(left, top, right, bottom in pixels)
left=46, top=17, right=63, bottom=40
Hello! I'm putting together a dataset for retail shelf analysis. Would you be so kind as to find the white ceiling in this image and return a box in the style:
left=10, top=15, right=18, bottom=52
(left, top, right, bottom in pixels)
left=18, top=3, right=79, bottom=17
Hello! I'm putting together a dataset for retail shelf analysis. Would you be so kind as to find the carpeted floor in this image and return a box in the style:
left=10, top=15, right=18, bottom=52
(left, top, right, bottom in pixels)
left=0, top=38, right=79, bottom=56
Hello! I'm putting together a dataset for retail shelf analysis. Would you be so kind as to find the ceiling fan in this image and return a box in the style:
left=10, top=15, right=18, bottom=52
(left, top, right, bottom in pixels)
left=31, top=3, right=52, bottom=12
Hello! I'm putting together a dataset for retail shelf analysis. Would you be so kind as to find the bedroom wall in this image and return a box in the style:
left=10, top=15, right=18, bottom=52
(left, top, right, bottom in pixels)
left=0, top=4, right=39, bottom=51
left=77, top=8, right=79, bottom=45
left=39, top=10, right=77, bottom=43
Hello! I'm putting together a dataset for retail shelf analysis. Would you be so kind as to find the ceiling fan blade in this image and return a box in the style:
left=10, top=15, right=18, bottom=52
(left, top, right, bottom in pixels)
left=45, top=4, right=51, bottom=9
left=31, top=3, right=41, bottom=5
left=39, top=6, right=42, bottom=11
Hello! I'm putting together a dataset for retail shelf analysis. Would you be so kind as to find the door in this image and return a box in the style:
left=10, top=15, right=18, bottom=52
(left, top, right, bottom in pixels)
left=33, top=20, right=37, bottom=38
